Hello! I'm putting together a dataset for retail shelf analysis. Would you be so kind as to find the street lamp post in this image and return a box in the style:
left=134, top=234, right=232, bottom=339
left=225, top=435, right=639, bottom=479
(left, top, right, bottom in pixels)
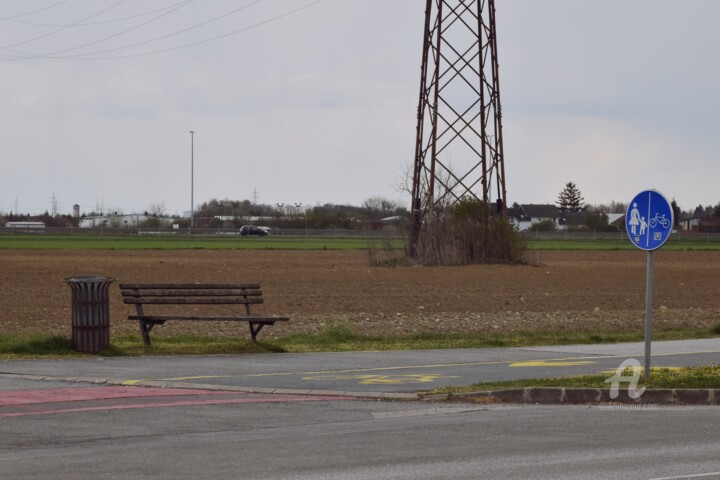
left=190, top=130, right=195, bottom=231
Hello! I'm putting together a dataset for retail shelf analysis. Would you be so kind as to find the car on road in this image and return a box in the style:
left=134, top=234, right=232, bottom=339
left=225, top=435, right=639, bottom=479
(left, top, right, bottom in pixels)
left=239, top=225, right=268, bottom=236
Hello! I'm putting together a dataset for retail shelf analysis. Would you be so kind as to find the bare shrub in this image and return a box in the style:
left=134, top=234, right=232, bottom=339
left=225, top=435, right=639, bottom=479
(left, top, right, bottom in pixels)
left=416, top=199, right=526, bottom=266
left=369, top=199, right=525, bottom=267
left=367, top=230, right=410, bottom=267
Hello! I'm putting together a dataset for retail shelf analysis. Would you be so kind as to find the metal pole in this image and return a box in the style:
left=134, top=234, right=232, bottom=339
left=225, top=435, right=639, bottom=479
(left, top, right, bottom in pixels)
left=190, top=130, right=195, bottom=230
left=644, top=250, right=654, bottom=380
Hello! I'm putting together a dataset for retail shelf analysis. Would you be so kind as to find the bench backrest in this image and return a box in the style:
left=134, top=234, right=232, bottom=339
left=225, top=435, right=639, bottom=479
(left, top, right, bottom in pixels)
left=120, top=284, right=264, bottom=312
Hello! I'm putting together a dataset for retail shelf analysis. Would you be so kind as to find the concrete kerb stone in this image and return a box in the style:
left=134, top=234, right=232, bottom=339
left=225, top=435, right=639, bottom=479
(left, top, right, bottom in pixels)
left=423, top=387, right=720, bottom=406
left=673, top=389, right=714, bottom=405
left=525, top=387, right=564, bottom=404
left=563, top=388, right=603, bottom=404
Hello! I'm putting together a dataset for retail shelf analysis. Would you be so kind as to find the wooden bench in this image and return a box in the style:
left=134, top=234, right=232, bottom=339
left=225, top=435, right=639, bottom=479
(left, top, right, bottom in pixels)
left=119, top=283, right=289, bottom=346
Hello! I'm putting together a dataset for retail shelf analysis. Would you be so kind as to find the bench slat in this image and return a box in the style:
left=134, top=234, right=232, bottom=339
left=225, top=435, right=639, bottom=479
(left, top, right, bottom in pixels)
left=121, top=289, right=262, bottom=298
left=129, top=315, right=288, bottom=322
left=123, top=297, right=264, bottom=305
left=120, top=283, right=260, bottom=290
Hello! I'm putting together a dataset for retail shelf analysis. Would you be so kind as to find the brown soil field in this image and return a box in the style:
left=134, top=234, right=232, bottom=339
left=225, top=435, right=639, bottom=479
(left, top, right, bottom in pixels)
left=1, top=249, right=719, bottom=340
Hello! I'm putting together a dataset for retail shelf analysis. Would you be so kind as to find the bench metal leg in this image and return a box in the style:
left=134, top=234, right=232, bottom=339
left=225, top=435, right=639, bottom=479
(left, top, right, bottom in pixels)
left=249, top=322, right=275, bottom=343
left=138, top=320, right=166, bottom=346
left=249, top=322, right=261, bottom=343
left=140, top=320, right=153, bottom=346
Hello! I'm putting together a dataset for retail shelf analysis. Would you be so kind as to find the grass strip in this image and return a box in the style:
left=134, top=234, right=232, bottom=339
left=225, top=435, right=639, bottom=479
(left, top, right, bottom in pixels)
left=428, top=365, right=720, bottom=395
left=526, top=239, right=720, bottom=251
left=1, top=325, right=719, bottom=359
left=1, top=233, right=720, bottom=251
left=0, top=234, right=400, bottom=251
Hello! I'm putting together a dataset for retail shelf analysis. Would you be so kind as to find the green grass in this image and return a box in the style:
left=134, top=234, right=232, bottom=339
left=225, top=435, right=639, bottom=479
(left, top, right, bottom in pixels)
left=0, top=234, right=389, bottom=250
left=2, top=324, right=719, bottom=359
left=2, top=233, right=719, bottom=251
left=428, top=365, right=720, bottom=395
left=526, top=238, right=720, bottom=251
left=0, top=334, right=78, bottom=357
left=0, top=333, right=284, bottom=358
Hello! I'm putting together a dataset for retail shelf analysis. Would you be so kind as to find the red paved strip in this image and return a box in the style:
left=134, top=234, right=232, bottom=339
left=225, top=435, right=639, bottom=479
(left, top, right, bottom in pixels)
left=0, top=386, right=348, bottom=418
left=0, top=386, right=235, bottom=406
left=0, top=395, right=346, bottom=418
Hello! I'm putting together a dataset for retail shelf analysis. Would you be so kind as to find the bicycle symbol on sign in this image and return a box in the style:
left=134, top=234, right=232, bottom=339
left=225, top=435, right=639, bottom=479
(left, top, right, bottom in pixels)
left=648, top=213, right=670, bottom=229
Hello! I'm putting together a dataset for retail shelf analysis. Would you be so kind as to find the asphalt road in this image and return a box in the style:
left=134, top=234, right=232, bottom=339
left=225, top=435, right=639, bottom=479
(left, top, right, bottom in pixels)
left=1, top=380, right=719, bottom=480
left=2, top=339, right=720, bottom=479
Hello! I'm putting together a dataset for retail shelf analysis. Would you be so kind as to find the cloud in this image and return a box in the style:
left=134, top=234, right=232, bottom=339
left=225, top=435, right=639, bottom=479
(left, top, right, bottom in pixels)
left=0, top=0, right=718, bottom=216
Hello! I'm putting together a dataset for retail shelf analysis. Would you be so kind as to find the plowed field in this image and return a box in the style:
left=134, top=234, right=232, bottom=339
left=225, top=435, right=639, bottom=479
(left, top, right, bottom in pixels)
left=1, top=250, right=718, bottom=339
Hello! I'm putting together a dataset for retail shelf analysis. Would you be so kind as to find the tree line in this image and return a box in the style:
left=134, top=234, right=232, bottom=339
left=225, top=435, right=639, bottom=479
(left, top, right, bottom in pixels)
left=3, top=184, right=719, bottom=231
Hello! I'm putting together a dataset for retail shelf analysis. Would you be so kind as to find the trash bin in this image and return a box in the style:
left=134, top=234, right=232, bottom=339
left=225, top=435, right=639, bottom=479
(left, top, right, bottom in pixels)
left=64, top=276, right=116, bottom=354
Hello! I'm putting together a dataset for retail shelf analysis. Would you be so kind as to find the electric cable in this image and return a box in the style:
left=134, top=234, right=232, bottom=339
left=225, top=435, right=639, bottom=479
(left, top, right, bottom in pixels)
left=0, top=0, right=194, bottom=27
left=0, top=0, right=128, bottom=51
left=3, top=0, right=195, bottom=58
left=0, top=0, right=323, bottom=61
left=0, top=0, right=68, bottom=20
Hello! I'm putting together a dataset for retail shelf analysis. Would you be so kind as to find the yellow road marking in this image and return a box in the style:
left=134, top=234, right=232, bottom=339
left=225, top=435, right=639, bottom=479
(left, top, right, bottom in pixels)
left=303, top=374, right=459, bottom=385
left=119, top=348, right=720, bottom=385
left=158, top=375, right=230, bottom=381
left=510, top=360, right=597, bottom=367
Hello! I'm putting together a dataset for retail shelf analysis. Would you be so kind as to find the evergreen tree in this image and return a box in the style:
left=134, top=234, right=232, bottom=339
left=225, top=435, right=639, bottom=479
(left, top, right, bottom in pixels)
left=556, top=182, right=585, bottom=213
left=671, top=199, right=682, bottom=226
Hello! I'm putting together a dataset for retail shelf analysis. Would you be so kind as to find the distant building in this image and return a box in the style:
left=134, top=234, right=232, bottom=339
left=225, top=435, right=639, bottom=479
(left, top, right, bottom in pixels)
left=79, top=214, right=172, bottom=228
left=509, top=204, right=562, bottom=231
left=369, top=216, right=405, bottom=231
left=4, top=221, right=46, bottom=229
left=679, top=216, right=720, bottom=233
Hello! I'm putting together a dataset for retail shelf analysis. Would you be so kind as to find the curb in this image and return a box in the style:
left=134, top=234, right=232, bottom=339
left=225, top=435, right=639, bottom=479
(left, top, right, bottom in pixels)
left=422, top=387, right=720, bottom=405
left=4, top=373, right=719, bottom=405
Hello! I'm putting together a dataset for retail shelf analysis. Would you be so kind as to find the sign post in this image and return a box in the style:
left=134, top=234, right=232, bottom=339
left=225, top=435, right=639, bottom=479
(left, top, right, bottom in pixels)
left=625, top=190, right=673, bottom=380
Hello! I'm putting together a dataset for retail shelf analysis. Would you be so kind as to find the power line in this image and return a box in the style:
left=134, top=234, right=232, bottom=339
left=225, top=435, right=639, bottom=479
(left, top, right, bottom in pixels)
left=4, top=0, right=195, bottom=59
left=46, top=0, right=261, bottom=60
left=0, top=0, right=68, bottom=21
left=0, top=0, right=323, bottom=61
left=0, top=0, right=193, bottom=27
left=0, top=0, right=128, bottom=51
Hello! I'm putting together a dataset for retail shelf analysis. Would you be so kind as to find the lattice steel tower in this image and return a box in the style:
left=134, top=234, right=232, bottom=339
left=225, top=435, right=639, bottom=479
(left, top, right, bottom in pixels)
left=409, top=0, right=507, bottom=255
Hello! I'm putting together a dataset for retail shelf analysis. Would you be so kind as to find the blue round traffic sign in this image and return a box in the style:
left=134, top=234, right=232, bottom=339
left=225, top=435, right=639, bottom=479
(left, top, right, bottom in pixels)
left=625, top=190, right=674, bottom=251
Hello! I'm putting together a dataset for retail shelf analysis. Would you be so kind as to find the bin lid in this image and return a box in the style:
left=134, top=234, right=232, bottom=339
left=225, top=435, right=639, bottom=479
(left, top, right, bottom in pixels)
left=63, top=276, right=117, bottom=284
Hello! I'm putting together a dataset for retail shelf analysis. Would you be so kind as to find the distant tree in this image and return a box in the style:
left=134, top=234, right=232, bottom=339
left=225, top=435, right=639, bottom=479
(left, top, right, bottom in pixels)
left=361, top=196, right=402, bottom=218
left=671, top=199, right=682, bottom=226
left=586, top=200, right=627, bottom=214
left=692, top=204, right=714, bottom=218
left=149, top=202, right=166, bottom=217
left=585, top=211, right=611, bottom=231
left=608, top=200, right=628, bottom=214
left=528, top=219, right=557, bottom=232
left=713, top=202, right=720, bottom=217
left=556, top=182, right=585, bottom=213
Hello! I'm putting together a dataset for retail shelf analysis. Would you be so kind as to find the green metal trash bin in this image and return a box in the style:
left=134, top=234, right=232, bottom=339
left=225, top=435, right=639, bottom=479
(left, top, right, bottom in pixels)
left=64, top=276, right=116, bottom=354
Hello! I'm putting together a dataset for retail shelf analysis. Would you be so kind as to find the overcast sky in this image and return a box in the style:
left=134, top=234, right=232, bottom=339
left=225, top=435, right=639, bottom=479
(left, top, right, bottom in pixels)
left=1, top=0, right=718, bottom=216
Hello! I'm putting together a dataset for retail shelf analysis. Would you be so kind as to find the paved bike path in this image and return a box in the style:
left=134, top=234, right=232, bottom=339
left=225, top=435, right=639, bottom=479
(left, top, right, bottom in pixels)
left=2, top=338, right=719, bottom=398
